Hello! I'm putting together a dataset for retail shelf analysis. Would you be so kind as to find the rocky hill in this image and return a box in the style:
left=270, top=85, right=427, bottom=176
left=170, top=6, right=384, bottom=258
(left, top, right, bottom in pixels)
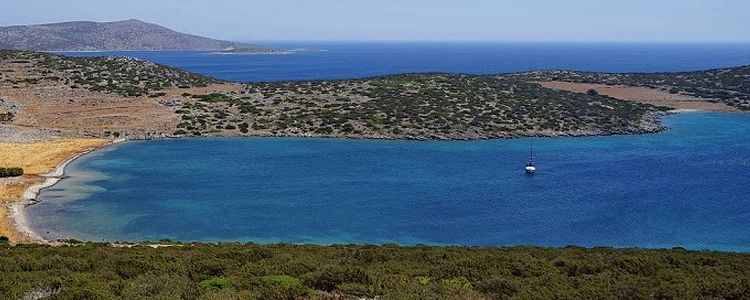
left=0, top=19, right=278, bottom=53
left=9, top=50, right=750, bottom=140
left=0, top=51, right=669, bottom=140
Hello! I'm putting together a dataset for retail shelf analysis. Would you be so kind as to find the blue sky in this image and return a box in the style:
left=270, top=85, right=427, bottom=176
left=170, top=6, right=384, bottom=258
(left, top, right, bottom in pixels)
left=1, top=0, right=748, bottom=42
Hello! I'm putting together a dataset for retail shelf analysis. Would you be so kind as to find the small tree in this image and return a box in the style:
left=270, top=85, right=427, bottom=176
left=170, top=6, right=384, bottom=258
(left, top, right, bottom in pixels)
left=0, top=167, right=24, bottom=178
left=0, top=112, right=14, bottom=123
left=587, top=89, right=599, bottom=96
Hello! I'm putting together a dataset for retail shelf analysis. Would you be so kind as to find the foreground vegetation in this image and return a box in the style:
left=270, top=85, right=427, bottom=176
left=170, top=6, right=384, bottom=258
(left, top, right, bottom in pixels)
left=0, top=242, right=748, bottom=299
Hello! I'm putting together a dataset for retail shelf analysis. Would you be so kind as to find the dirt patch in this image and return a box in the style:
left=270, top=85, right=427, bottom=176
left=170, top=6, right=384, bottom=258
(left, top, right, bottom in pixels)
left=0, top=53, right=243, bottom=139
left=539, top=81, right=740, bottom=112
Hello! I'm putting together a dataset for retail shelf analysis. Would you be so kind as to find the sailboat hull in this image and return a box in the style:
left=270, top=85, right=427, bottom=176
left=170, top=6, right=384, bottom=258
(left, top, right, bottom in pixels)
left=525, top=166, right=536, bottom=174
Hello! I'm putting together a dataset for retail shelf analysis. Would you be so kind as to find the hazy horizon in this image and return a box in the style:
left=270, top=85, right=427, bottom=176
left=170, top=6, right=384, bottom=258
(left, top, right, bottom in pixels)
left=1, top=0, right=748, bottom=43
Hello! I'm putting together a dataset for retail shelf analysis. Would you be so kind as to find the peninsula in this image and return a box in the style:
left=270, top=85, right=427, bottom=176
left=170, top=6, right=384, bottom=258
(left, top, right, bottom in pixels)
left=1, top=50, right=676, bottom=141
left=0, top=19, right=279, bottom=53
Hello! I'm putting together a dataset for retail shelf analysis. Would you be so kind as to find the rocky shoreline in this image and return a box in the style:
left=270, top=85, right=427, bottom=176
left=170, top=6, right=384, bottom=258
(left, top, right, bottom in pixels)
left=119, top=110, right=670, bottom=142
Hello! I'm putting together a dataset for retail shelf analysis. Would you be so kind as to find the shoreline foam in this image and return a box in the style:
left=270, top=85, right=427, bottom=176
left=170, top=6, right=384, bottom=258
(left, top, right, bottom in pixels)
left=9, top=139, right=124, bottom=243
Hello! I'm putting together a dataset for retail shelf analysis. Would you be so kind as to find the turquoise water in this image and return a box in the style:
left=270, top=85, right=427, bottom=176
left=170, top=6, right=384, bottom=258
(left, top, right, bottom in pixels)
left=28, top=112, right=750, bottom=251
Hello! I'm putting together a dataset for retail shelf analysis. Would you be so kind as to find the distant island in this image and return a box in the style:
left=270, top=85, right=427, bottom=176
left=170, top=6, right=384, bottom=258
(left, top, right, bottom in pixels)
left=0, top=19, right=280, bottom=54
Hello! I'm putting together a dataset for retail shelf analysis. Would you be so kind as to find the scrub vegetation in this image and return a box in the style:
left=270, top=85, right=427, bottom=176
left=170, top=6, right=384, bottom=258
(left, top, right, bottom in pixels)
left=0, top=243, right=748, bottom=299
left=0, top=50, right=218, bottom=97
left=517, top=67, right=750, bottom=110
left=6, top=50, right=749, bottom=140
left=2, top=50, right=671, bottom=140
left=176, top=74, right=667, bottom=139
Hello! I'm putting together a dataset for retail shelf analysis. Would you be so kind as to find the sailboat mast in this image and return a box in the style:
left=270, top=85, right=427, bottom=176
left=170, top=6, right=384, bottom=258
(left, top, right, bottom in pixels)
left=530, top=140, right=533, bottom=160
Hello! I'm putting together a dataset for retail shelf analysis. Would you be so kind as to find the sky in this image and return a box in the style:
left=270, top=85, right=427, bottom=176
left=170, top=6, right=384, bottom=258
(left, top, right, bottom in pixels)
left=0, top=0, right=748, bottom=43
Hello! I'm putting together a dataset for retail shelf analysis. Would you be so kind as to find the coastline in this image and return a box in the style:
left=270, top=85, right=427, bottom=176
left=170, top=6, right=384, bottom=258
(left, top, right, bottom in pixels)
left=0, top=109, right=705, bottom=244
left=8, top=139, right=124, bottom=243
left=165, top=110, right=670, bottom=142
left=3, top=109, right=740, bottom=245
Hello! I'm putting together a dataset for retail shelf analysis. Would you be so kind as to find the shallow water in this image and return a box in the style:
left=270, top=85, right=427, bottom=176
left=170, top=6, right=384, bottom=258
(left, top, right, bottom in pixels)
left=27, top=112, right=750, bottom=251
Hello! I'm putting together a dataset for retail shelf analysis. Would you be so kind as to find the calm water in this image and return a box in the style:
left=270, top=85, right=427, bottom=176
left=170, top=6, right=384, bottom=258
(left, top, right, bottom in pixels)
left=28, top=112, right=750, bottom=250
left=59, top=42, right=750, bottom=82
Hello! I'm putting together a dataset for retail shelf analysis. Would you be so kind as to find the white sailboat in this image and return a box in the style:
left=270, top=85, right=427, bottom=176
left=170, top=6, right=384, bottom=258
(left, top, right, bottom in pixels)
left=525, top=143, right=536, bottom=174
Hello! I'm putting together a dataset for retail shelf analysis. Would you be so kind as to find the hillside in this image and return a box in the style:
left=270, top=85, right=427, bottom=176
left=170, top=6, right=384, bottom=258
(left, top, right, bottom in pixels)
left=0, top=19, right=278, bottom=53
left=1, top=242, right=749, bottom=299
left=0, top=50, right=231, bottom=139
left=518, top=66, right=750, bottom=110
left=177, top=74, right=665, bottom=139
left=0, top=50, right=668, bottom=140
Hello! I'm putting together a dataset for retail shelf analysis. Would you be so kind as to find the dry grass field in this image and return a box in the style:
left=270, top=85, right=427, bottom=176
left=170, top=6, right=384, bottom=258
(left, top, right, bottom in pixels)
left=0, top=138, right=109, bottom=174
left=0, top=138, right=109, bottom=243
left=539, top=81, right=740, bottom=112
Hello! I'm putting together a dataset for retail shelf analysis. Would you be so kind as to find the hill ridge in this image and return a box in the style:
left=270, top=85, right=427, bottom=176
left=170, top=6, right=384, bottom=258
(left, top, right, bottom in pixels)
left=0, top=19, right=278, bottom=53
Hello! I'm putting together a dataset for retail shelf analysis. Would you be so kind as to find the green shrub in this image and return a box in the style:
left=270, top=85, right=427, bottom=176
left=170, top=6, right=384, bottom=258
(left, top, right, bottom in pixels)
left=305, top=266, right=370, bottom=292
left=262, top=275, right=300, bottom=287
left=199, top=277, right=233, bottom=290
left=0, top=167, right=23, bottom=178
left=198, top=93, right=231, bottom=103
left=0, top=112, right=13, bottom=122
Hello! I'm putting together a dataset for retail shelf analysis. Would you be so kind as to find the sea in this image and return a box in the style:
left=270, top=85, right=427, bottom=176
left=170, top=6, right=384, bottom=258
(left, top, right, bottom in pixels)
left=58, top=42, right=750, bottom=82
left=28, top=42, right=750, bottom=251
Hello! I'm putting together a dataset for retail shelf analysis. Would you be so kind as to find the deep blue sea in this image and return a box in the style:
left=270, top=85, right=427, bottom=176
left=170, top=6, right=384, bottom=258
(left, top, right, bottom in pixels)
left=59, top=42, right=750, bottom=82
left=35, top=43, right=750, bottom=250
left=28, top=112, right=750, bottom=251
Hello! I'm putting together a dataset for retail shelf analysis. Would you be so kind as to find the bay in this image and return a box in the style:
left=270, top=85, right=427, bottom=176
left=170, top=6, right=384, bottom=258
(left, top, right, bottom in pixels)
left=27, top=112, right=750, bottom=251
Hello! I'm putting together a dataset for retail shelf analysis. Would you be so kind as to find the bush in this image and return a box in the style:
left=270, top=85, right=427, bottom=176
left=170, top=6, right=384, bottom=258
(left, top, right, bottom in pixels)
left=0, top=167, right=23, bottom=178
left=238, top=122, right=250, bottom=133
left=199, top=93, right=231, bottom=103
left=475, top=278, right=519, bottom=298
left=262, top=275, right=301, bottom=287
left=199, top=277, right=233, bottom=290
left=305, top=266, right=370, bottom=292
left=0, top=112, right=14, bottom=122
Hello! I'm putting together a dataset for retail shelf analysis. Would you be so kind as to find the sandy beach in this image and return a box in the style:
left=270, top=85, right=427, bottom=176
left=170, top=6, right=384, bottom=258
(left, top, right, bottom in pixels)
left=0, top=138, right=114, bottom=243
left=11, top=149, right=101, bottom=243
